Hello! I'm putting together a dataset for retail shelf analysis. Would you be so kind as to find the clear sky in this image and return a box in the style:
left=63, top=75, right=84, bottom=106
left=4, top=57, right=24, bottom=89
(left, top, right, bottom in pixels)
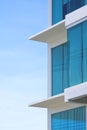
left=0, top=0, right=48, bottom=130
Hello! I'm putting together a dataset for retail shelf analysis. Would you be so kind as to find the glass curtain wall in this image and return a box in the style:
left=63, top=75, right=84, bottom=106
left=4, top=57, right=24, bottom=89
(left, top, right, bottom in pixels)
left=51, top=106, right=86, bottom=130
left=52, top=21, right=87, bottom=96
left=52, top=0, right=86, bottom=25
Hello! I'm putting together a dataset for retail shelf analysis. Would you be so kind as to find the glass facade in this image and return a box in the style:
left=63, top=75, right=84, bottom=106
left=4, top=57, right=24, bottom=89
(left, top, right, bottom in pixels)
left=68, top=21, right=87, bottom=86
left=52, top=0, right=86, bottom=24
left=51, top=106, right=86, bottom=130
left=52, top=21, right=87, bottom=96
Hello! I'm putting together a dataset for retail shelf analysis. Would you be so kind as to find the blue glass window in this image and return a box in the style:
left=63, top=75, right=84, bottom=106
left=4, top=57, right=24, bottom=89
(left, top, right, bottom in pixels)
left=52, top=43, right=69, bottom=96
left=52, top=0, right=63, bottom=24
left=52, top=21, right=87, bottom=96
left=68, top=24, right=82, bottom=86
left=52, top=45, right=63, bottom=95
left=83, top=21, right=87, bottom=82
left=51, top=106, right=86, bottom=130
left=68, top=21, right=87, bottom=87
left=67, top=0, right=85, bottom=14
left=52, top=0, right=86, bottom=24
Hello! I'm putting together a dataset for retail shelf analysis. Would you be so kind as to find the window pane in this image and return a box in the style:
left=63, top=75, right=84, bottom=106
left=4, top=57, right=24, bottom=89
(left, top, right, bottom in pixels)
left=52, top=46, right=63, bottom=95
left=52, top=0, right=86, bottom=24
left=68, top=24, right=82, bottom=86
left=51, top=43, right=69, bottom=96
left=83, top=21, right=87, bottom=82
left=51, top=106, right=86, bottom=130
left=67, top=0, right=85, bottom=14
left=52, top=0, right=63, bottom=25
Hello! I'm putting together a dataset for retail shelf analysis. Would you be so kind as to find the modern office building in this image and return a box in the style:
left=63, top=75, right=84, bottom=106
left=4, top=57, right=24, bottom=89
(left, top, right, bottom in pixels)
left=29, top=0, right=87, bottom=129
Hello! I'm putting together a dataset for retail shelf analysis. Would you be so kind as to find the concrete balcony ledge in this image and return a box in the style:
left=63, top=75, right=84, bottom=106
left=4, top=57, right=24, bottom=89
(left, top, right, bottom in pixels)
left=64, top=82, right=87, bottom=104
left=29, top=82, right=87, bottom=109
left=29, top=20, right=67, bottom=46
left=29, top=93, right=64, bottom=108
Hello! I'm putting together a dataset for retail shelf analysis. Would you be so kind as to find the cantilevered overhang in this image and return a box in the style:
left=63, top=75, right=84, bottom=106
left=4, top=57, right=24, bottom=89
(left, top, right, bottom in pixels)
left=29, top=93, right=64, bottom=108
left=29, top=20, right=67, bottom=45
left=29, top=82, right=87, bottom=108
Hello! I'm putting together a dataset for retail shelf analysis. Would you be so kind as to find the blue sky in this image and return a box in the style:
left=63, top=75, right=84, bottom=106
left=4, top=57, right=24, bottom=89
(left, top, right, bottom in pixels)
left=0, top=1, right=48, bottom=130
